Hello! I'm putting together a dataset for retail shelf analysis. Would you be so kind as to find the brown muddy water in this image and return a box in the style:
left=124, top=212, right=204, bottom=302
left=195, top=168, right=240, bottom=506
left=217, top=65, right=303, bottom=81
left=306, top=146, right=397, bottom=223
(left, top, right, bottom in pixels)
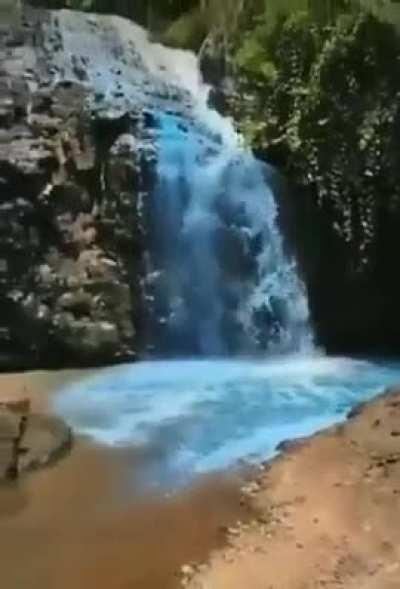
left=0, top=370, right=252, bottom=589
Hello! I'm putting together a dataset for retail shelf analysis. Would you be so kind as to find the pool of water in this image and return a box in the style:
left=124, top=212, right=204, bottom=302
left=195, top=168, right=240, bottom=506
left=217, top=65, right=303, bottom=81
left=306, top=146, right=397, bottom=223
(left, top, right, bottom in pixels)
left=53, top=356, right=400, bottom=489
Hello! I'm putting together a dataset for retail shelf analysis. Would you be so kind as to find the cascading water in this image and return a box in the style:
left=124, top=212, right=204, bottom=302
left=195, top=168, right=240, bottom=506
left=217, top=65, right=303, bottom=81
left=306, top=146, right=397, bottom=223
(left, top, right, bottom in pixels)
left=148, top=98, right=313, bottom=356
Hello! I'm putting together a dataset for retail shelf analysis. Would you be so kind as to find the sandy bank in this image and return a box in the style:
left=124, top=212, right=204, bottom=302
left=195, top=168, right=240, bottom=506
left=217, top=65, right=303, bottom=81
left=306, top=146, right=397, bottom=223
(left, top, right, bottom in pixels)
left=187, top=390, right=400, bottom=589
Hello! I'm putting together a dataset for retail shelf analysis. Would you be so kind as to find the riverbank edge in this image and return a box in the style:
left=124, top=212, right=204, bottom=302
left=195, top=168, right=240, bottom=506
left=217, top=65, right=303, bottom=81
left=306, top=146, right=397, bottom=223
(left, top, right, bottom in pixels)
left=183, top=386, right=400, bottom=588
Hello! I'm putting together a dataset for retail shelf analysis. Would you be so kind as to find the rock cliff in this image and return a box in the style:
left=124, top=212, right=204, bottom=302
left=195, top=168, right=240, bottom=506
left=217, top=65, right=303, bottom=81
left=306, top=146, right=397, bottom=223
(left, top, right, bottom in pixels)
left=0, top=7, right=159, bottom=368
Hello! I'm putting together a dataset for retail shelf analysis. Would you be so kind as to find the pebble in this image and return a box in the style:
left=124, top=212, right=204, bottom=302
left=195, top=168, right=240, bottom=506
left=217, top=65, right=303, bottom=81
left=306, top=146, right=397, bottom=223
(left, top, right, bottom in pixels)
left=228, top=527, right=240, bottom=536
left=181, top=564, right=195, bottom=577
left=223, top=552, right=235, bottom=563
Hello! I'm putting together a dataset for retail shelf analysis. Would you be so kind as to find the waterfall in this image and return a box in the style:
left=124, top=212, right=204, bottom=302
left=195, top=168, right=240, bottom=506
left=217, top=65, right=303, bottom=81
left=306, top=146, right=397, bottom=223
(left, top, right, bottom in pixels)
left=148, top=108, right=313, bottom=355
left=139, top=37, right=314, bottom=355
left=45, top=10, right=314, bottom=356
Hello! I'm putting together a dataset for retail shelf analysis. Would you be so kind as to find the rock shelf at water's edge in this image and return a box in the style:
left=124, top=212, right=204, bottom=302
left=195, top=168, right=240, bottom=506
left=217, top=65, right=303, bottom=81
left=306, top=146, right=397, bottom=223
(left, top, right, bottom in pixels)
left=0, top=397, right=72, bottom=481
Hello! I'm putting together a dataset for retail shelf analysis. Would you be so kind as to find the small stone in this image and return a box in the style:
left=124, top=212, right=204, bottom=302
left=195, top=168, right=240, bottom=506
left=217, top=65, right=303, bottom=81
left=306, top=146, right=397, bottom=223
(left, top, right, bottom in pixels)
left=223, top=552, right=235, bottom=563
left=228, top=527, right=240, bottom=536
left=181, top=564, right=195, bottom=577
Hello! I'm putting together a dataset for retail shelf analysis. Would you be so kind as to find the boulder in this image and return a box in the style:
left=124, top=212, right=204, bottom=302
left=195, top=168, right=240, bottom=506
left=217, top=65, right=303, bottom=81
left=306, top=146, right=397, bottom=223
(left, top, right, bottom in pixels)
left=19, top=414, right=72, bottom=472
left=0, top=399, right=72, bottom=482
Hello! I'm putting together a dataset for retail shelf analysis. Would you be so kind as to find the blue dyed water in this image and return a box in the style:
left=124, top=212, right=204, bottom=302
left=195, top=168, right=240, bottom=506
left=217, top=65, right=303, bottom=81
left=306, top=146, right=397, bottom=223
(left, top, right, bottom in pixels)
left=53, top=356, right=400, bottom=489
left=148, top=111, right=313, bottom=356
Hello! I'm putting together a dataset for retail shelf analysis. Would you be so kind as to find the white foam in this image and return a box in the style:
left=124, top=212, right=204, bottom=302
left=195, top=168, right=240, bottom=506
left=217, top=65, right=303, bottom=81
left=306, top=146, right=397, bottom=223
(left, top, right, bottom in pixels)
left=53, top=357, right=400, bottom=486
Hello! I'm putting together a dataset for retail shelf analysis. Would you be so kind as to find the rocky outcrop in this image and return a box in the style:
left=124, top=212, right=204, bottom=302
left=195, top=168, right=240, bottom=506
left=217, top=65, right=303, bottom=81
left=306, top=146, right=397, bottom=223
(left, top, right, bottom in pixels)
left=0, top=7, right=160, bottom=369
left=0, top=397, right=71, bottom=481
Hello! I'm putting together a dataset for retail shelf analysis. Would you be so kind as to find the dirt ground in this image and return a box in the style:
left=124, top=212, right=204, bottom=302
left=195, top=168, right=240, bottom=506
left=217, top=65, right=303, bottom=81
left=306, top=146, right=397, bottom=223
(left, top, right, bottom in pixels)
left=186, top=390, right=400, bottom=589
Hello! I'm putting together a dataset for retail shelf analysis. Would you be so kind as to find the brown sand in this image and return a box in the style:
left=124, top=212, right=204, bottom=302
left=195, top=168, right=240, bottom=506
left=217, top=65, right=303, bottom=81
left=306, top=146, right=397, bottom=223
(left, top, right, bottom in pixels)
left=187, top=391, right=400, bottom=589
left=0, top=370, right=252, bottom=589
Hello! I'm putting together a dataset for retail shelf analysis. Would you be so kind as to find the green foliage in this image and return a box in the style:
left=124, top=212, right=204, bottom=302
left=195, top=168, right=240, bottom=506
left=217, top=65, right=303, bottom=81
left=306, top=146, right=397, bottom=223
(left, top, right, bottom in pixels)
left=161, top=0, right=252, bottom=49
left=235, top=34, right=277, bottom=80
left=230, top=6, right=400, bottom=269
left=161, top=7, right=208, bottom=49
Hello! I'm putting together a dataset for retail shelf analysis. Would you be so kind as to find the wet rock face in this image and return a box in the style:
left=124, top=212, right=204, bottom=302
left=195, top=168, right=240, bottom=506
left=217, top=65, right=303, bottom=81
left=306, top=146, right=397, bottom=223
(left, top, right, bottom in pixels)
left=0, top=8, right=157, bottom=368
